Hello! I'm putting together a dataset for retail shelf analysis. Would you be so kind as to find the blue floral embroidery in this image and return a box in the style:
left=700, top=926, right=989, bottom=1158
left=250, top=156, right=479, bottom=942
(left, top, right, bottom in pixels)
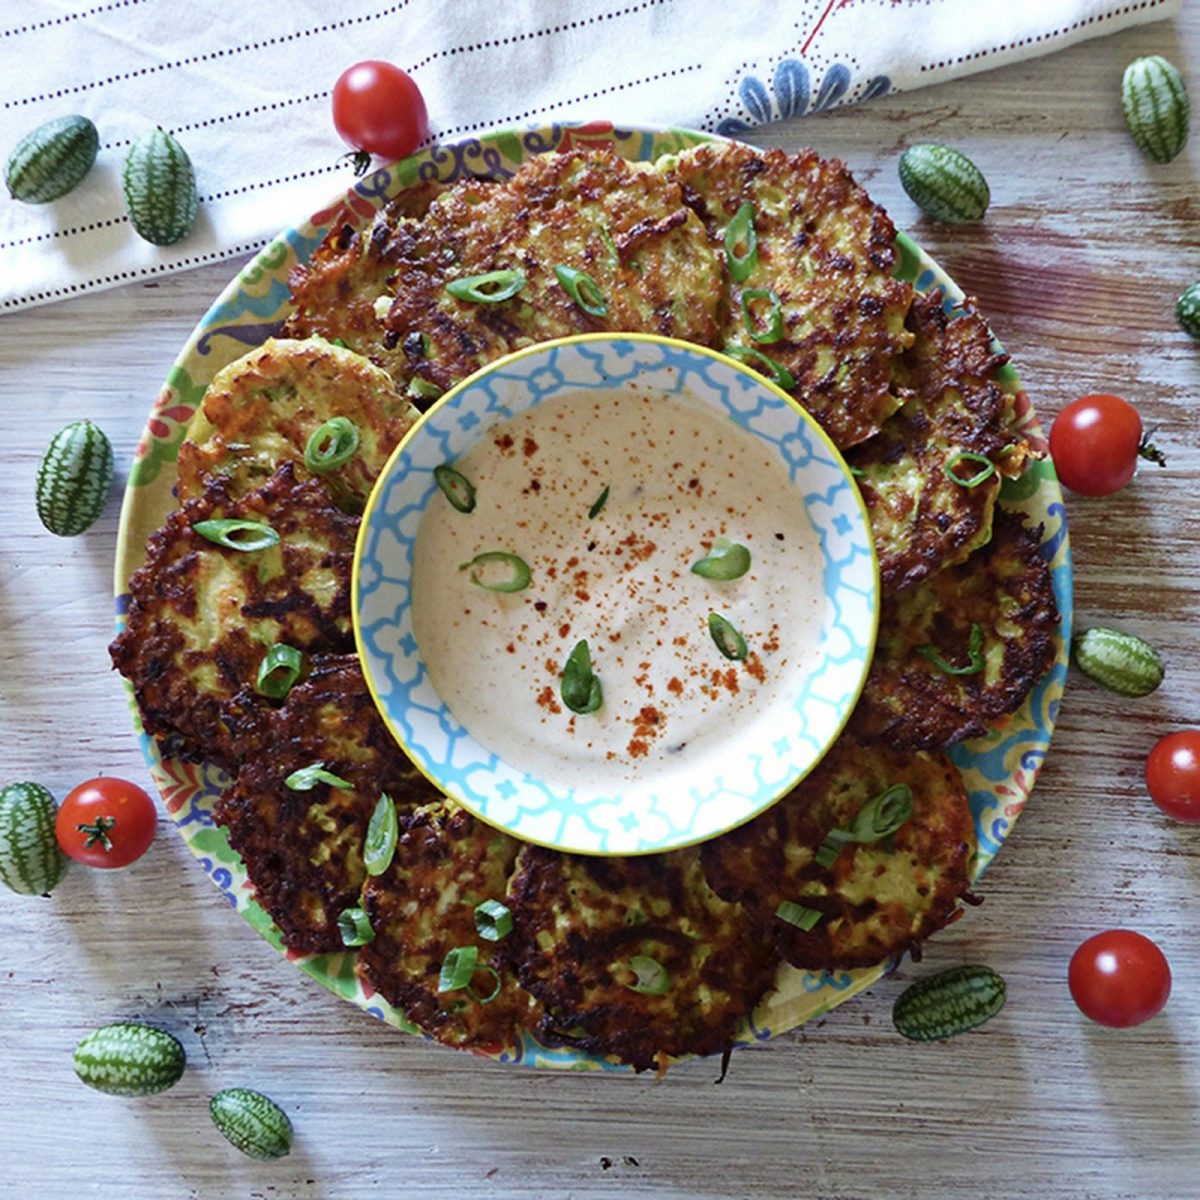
left=718, top=60, right=890, bottom=135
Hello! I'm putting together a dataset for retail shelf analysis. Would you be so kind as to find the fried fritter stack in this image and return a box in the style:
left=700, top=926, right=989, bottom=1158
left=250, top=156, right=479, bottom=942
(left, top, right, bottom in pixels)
left=112, top=142, right=1060, bottom=1072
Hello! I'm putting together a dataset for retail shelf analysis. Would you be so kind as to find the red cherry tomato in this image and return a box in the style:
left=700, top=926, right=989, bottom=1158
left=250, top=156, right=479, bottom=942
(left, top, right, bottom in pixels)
left=1068, top=929, right=1171, bottom=1028
left=331, top=61, right=429, bottom=164
left=55, top=777, right=157, bottom=869
left=1146, top=730, right=1200, bottom=823
left=1048, top=393, right=1163, bottom=496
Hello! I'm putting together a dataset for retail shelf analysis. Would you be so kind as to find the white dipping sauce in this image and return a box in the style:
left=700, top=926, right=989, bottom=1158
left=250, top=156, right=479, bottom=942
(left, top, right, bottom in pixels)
left=411, top=385, right=825, bottom=789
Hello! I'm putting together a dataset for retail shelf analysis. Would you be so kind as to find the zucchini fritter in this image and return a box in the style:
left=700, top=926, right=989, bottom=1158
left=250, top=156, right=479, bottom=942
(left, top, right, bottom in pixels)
left=848, top=292, right=1033, bottom=592
left=669, top=141, right=913, bottom=448
left=357, top=803, right=544, bottom=1054
left=853, top=509, right=1058, bottom=749
left=505, top=846, right=778, bottom=1071
left=214, top=654, right=441, bottom=954
left=701, top=736, right=975, bottom=970
left=110, top=464, right=358, bottom=769
left=283, top=180, right=449, bottom=386
left=176, top=337, right=419, bottom=510
left=381, top=150, right=723, bottom=393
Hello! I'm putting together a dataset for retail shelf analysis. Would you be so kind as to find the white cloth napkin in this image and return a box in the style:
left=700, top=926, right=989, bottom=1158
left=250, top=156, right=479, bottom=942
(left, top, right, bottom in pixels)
left=0, top=0, right=1181, bottom=313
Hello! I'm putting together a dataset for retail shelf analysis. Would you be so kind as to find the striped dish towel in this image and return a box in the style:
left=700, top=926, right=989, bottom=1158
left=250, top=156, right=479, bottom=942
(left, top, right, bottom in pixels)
left=0, top=0, right=1181, bottom=312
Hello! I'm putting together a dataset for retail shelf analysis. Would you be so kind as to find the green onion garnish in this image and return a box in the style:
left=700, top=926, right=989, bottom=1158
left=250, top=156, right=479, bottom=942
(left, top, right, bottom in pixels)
left=467, top=965, right=502, bottom=1005
left=691, top=538, right=751, bottom=581
left=438, top=944, right=479, bottom=992
left=724, top=202, right=758, bottom=283
left=330, top=337, right=350, bottom=349
left=848, top=465, right=866, bottom=478
left=285, top=761, right=353, bottom=792
left=255, top=643, right=303, bottom=700
left=917, top=622, right=986, bottom=676
left=459, top=551, right=531, bottom=593
left=775, top=901, right=823, bottom=932
left=474, top=899, right=514, bottom=942
left=599, top=224, right=619, bottom=270
left=588, top=485, right=610, bottom=519
left=192, top=518, right=280, bottom=552
left=708, top=612, right=748, bottom=661
left=363, top=792, right=398, bottom=877
left=741, top=287, right=784, bottom=344
left=555, top=264, right=608, bottom=317
left=407, top=377, right=443, bottom=403
left=303, top=416, right=360, bottom=474
left=815, top=783, right=915, bottom=868
left=944, top=451, right=997, bottom=488
left=723, top=343, right=796, bottom=391
left=445, top=269, right=526, bottom=304
left=623, top=954, right=669, bottom=996
left=433, top=464, right=476, bottom=513
left=338, top=907, right=374, bottom=947
left=561, top=639, right=603, bottom=715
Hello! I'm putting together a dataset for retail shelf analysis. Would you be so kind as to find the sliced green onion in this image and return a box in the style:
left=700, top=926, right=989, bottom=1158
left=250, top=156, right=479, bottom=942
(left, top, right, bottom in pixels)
left=554, top=264, right=608, bottom=317
left=193, top=518, right=279, bottom=552
left=474, top=899, right=514, bottom=942
left=466, top=965, right=502, bottom=1005
left=255, top=643, right=303, bottom=700
left=561, top=639, right=603, bottom=715
left=459, top=551, right=531, bottom=593
left=775, top=901, right=823, bottom=932
left=407, top=377, right=443, bottom=402
left=304, top=416, right=360, bottom=474
left=623, top=954, right=669, bottom=996
left=338, top=907, right=374, bottom=947
left=330, top=337, right=350, bottom=349
left=741, top=287, right=784, bottom=344
left=723, top=343, right=796, bottom=391
left=285, top=761, right=353, bottom=792
left=708, top=612, right=748, bottom=661
left=438, top=944, right=479, bottom=992
left=816, top=784, right=915, bottom=869
left=814, top=829, right=853, bottom=870
left=433, top=464, right=476, bottom=513
left=588, top=485, right=610, bottom=519
left=724, top=202, right=758, bottom=283
left=848, top=465, right=866, bottom=478
left=363, top=792, right=398, bottom=877
left=944, top=451, right=997, bottom=488
left=445, top=269, right=526, bottom=304
left=599, top=224, right=619, bottom=270
left=692, top=538, right=751, bottom=581
left=917, top=622, right=986, bottom=676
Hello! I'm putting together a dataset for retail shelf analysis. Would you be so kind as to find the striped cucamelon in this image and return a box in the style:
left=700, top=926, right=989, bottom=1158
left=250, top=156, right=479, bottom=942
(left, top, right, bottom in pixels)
left=122, top=127, right=199, bottom=246
left=892, top=964, right=1007, bottom=1041
left=5, top=114, right=99, bottom=204
left=898, top=144, right=990, bottom=224
left=1176, top=281, right=1200, bottom=341
left=0, top=781, right=66, bottom=896
left=36, top=419, right=114, bottom=536
left=1122, top=56, right=1189, bottom=164
left=210, top=1088, right=294, bottom=1159
left=73, top=1023, right=187, bottom=1096
left=1072, top=627, right=1165, bottom=697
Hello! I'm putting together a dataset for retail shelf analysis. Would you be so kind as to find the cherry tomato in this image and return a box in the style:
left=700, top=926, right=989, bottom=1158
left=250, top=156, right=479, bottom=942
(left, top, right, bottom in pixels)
left=1068, top=929, right=1171, bottom=1028
left=331, top=61, right=429, bottom=164
left=1146, top=730, right=1200, bottom=823
left=1048, top=393, right=1164, bottom=496
left=55, top=777, right=157, bottom=869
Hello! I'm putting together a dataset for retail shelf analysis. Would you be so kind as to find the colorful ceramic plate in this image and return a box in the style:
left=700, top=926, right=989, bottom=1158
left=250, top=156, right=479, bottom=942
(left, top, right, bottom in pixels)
left=113, top=121, right=1072, bottom=1070
left=354, top=333, right=879, bottom=856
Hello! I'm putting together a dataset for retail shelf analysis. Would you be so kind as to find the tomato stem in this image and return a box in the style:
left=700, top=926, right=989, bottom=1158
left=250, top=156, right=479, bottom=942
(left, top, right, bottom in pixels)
left=342, top=149, right=372, bottom=177
left=77, top=816, right=116, bottom=851
left=1138, top=431, right=1167, bottom=469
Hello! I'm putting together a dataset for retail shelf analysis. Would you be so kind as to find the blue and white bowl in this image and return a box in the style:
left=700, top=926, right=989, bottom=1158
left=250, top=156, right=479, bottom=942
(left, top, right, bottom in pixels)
left=354, top=334, right=879, bottom=855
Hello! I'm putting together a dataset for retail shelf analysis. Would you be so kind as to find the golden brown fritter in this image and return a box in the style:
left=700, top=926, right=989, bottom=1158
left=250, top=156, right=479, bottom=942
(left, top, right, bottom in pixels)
left=505, top=845, right=778, bottom=1071
left=668, top=141, right=913, bottom=448
left=214, top=654, right=441, bottom=954
left=848, top=292, right=1034, bottom=592
left=110, top=464, right=358, bottom=770
left=283, top=180, right=449, bottom=387
left=701, top=736, right=975, bottom=971
left=176, top=337, right=419, bottom=511
left=381, top=150, right=723, bottom=393
left=852, top=509, right=1058, bottom=749
left=357, top=803, right=543, bottom=1054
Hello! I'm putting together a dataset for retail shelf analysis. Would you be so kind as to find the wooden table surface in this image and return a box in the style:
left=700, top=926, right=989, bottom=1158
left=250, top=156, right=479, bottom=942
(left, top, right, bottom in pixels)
left=3, top=12, right=1198, bottom=1199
